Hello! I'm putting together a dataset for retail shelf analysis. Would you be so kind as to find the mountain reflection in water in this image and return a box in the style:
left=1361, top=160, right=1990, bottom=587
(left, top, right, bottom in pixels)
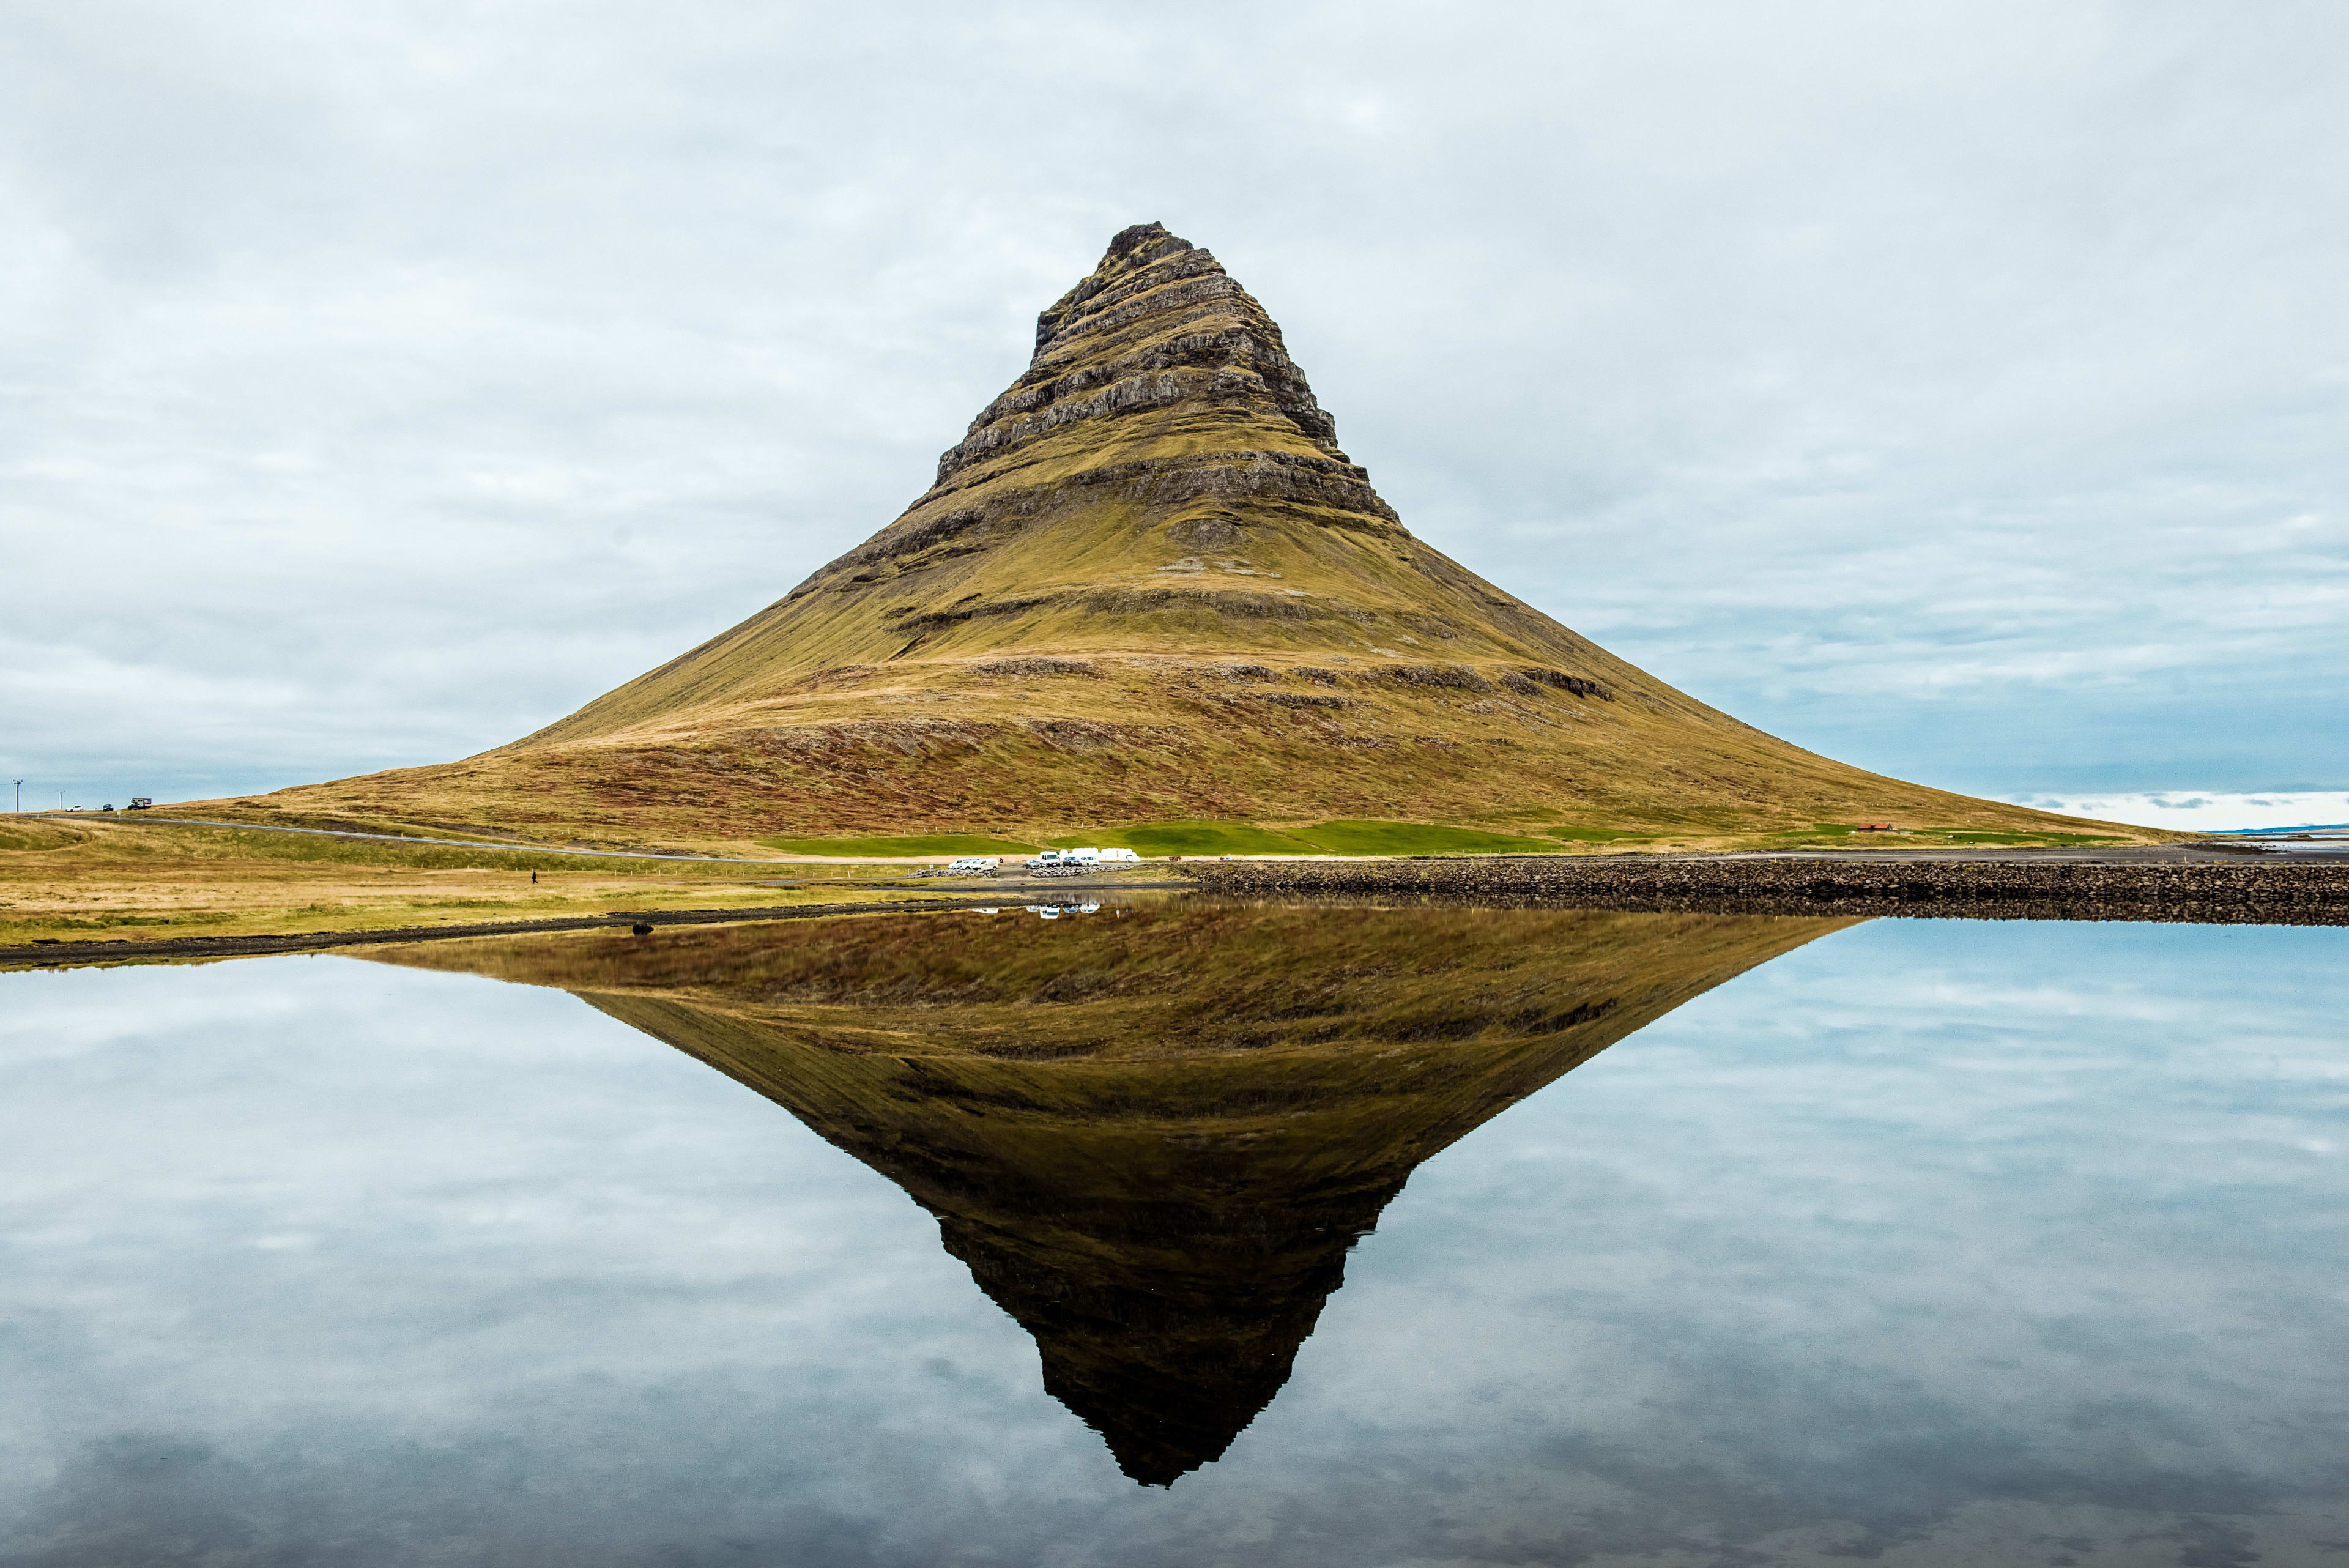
left=362, top=902, right=1852, bottom=1484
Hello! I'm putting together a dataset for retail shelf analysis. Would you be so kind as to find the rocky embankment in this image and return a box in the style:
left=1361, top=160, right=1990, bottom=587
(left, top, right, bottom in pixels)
left=1186, top=855, right=2349, bottom=926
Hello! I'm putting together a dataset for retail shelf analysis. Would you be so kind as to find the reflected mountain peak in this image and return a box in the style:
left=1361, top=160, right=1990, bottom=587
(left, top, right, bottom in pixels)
left=360, top=902, right=1850, bottom=1484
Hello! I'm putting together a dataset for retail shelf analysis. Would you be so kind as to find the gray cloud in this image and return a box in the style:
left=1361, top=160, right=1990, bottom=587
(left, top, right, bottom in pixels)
left=2, top=1, right=2344, bottom=806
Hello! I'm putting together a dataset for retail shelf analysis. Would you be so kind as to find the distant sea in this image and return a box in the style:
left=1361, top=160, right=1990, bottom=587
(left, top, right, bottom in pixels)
left=2005, top=789, right=2349, bottom=833
left=2221, top=823, right=2349, bottom=837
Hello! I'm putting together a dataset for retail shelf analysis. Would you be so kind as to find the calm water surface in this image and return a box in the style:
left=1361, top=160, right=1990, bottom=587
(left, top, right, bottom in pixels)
left=1, top=907, right=2343, bottom=1566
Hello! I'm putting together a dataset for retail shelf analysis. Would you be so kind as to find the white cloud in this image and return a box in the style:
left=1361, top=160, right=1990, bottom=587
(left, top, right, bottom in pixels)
left=2005, top=790, right=2349, bottom=831
left=2, top=0, right=2344, bottom=801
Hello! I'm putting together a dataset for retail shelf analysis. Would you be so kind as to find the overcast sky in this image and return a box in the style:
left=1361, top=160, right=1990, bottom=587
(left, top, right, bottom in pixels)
left=5, top=1, right=2343, bottom=819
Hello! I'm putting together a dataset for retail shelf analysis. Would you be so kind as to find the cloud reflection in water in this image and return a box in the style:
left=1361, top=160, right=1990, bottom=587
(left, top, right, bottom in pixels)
left=0, top=910, right=2342, bottom=1565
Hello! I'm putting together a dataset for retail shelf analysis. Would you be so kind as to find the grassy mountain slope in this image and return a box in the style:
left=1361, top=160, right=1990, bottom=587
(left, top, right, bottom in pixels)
left=196, top=224, right=2150, bottom=848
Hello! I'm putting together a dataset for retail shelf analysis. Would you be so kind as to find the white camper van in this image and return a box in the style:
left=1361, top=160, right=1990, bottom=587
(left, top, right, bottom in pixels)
left=1028, top=847, right=1138, bottom=873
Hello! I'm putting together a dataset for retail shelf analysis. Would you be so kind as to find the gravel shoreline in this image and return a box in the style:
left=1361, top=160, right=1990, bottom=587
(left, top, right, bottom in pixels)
left=1184, top=855, right=2349, bottom=926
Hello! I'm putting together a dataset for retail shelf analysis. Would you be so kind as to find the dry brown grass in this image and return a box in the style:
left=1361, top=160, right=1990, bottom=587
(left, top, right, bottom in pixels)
left=165, top=658, right=2175, bottom=851
left=0, top=817, right=922, bottom=949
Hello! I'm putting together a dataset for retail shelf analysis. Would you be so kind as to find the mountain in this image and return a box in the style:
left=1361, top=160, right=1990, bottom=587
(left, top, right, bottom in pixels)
left=206, top=223, right=2138, bottom=845
left=360, top=901, right=1856, bottom=1484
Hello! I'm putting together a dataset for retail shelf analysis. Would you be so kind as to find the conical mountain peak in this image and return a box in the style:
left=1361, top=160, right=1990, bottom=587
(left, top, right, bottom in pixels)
left=511, top=220, right=1624, bottom=753
left=221, top=225, right=2132, bottom=848
left=929, top=220, right=1349, bottom=488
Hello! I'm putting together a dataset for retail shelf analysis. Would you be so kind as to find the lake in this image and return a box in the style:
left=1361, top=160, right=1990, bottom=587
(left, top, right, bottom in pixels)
left=1, top=904, right=2343, bottom=1566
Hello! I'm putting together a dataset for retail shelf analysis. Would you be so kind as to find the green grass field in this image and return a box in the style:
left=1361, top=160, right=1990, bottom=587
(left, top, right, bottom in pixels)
left=1047, top=821, right=1315, bottom=856
left=1044, top=819, right=1634, bottom=857
left=1290, top=821, right=1565, bottom=856
left=1047, top=820, right=1578, bottom=856
left=756, top=833, right=1039, bottom=858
